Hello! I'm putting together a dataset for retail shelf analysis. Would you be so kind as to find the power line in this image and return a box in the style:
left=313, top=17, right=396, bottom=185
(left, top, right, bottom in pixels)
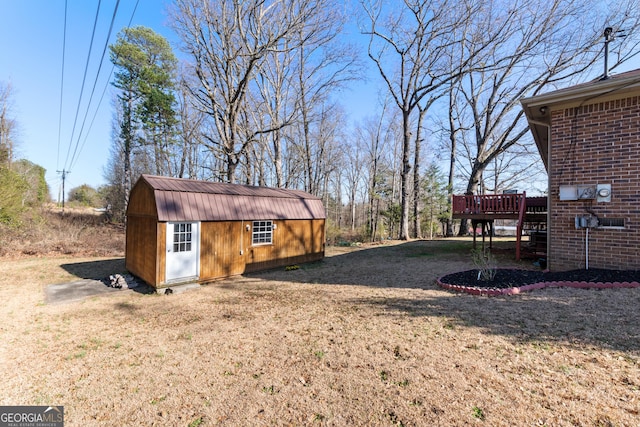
left=68, top=0, right=121, bottom=171
left=63, top=0, right=103, bottom=171
left=57, top=0, right=141, bottom=185
left=126, top=0, right=141, bottom=29
left=56, top=0, right=68, bottom=172
left=72, top=0, right=141, bottom=172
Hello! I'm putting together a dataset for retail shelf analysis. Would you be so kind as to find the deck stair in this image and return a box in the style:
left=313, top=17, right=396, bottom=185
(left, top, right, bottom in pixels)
left=452, top=193, right=547, bottom=261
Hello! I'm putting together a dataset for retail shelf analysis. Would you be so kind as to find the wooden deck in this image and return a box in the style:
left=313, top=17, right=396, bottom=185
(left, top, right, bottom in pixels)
left=452, top=193, right=548, bottom=261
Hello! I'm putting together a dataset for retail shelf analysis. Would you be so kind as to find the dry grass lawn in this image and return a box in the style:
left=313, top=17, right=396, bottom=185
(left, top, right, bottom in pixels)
left=1, top=239, right=639, bottom=426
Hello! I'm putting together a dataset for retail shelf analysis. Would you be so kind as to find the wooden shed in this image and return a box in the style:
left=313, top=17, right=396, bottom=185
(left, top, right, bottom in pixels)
left=126, top=174, right=326, bottom=288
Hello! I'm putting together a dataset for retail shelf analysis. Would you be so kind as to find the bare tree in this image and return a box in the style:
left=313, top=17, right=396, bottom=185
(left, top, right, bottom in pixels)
left=443, top=75, right=465, bottom=236
left=289, top=4, right=361, bottom=194
left=361, top=0, right=494, bottom=239
left=252, top=37, right=298, bottom=187
left=412, top=102, right=433, bottom=238
left=354, top=99, right=401, bottom=241
left=171, top=0, right=331, bottom=183
left=452, top=0, right=640, bottom=202
left=343, top=137, right=366, bottom=231
left=175, top=79, right=206, bottom=179
left=292, top=102, right=346, bottom=196
left=0, top=82, right=18, bottom=166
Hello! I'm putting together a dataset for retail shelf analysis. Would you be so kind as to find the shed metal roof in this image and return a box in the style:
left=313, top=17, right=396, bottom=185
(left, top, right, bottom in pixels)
left=140, top=174, right=326, bottom=222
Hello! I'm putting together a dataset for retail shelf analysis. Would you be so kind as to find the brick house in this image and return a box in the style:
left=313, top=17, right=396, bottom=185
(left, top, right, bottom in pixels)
left=521, top=69, right=640, bottom=271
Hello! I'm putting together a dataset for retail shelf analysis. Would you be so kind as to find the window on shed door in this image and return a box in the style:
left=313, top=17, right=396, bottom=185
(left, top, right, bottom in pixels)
left=252, top=220, right=273, bottom=245
left=173, top=223, right=193, bottom=252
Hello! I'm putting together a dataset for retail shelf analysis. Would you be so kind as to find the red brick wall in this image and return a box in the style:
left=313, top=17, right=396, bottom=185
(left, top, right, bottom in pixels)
left=549, top=96, right=640, bottom=270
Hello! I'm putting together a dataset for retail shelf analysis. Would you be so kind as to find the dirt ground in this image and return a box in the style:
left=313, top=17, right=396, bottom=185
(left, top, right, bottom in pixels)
left=1, top=239, right=639, bottom=426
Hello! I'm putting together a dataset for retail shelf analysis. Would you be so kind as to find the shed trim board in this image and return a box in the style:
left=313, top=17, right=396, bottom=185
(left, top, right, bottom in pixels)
left=126, top=175, right=326, bottom=287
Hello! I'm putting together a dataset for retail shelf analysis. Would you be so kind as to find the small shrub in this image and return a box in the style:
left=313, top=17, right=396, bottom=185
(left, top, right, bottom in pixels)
left=471, top=247, right=497, bottom=281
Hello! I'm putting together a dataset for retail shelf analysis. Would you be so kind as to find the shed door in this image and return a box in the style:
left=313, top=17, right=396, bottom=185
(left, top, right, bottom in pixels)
left=166, top=222, right=200, bottom=282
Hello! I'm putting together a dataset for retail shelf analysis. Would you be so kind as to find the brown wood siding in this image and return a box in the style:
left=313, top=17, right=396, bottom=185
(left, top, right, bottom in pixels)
left=245, top=219, right=325, bottom=273
left=200, top=221, right=247, bottom=279
left=127, top=180, right=157, bottom=217
left=198, top=219, right=325, bottom=282
left=125, top=215, right=159, bottom=285
left=157, top=222, right=166, bottom=285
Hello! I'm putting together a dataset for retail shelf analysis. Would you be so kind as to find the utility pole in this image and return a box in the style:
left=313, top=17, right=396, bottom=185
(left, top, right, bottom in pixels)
left=57, top=169, right=70, bottom=215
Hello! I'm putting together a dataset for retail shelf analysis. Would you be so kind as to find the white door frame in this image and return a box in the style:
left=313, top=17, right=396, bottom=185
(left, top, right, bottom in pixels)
left=165, top=221, right=200, bottom=282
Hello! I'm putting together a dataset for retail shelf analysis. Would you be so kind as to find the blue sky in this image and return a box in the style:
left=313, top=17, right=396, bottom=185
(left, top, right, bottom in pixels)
left=1, top=1, right=181, bottom=200
left=2, top=1, right=378, bottom=201
left=6, top=2, right=633, bottom=201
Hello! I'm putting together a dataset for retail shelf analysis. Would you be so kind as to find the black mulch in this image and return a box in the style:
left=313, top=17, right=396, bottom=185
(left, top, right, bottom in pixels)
left=439, top=268, right=640, bottom=289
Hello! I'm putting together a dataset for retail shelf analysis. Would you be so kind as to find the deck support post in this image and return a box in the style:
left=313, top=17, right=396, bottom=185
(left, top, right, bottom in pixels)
left=453, top=192, right=545, bottom=262
left=471, top=219, right=493, bottom=252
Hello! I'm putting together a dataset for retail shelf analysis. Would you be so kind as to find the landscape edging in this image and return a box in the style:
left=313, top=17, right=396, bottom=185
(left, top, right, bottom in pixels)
left=436, top=275, right=640, bottom=296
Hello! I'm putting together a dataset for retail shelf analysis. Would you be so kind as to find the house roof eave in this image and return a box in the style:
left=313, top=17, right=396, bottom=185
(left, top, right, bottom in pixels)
left=520, top=69, right=640, bottom=174
left=520, top=99, right=550, bottom=172
left=522, top=70, right=640, bottom=108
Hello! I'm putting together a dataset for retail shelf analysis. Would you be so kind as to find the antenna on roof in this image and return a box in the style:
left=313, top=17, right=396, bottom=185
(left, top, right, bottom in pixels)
left=602, top=26, right=626, bottom=80
left=603, top=27, right=614, bottom=80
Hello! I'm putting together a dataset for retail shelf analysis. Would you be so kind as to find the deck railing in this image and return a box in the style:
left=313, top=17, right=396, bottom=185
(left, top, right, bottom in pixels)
left=452, top=193, right=524, bottom=215
left=523, top=196, right=547, bottom=213
left=451, top=192, right=549, bottom=261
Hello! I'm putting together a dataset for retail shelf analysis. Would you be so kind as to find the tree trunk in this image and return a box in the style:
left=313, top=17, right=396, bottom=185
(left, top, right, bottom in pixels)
left=226, top=151, right=238, bottom=183
left=273, top=129, right=283, bottom=187
left=446, top=86, right=457, bottom=237
left=456, top=162, right=483, bottom=236
left=413, top=108, right=427, bottom=239
left=399, top=110, right=411, bottom=240
left=350, top=185, right=357, bottom=231
left=122, top=93, right=134, bottom=214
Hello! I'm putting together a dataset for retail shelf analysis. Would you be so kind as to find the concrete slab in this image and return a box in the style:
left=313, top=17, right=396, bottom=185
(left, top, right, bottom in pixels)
left=44, top=279, right=154, bottom=305
left=44, top=279, right=201, bottom=304
left=156, top=282, right=201, bottom=295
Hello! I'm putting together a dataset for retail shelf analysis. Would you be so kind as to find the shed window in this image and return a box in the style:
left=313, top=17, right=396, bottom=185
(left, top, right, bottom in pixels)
left=172, top=223, right=193, bottom=252
left=252, top=220, right=273, bottom=245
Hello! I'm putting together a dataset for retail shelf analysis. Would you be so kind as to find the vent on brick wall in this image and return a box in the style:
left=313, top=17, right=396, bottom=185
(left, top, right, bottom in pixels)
left=599, top=217, right=625, bottom=228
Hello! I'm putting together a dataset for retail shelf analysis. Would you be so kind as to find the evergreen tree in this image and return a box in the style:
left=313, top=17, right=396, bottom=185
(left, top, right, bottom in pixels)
left=109, top=26, right=177, bottom=211
left=421, top=164, right=449, bottom=239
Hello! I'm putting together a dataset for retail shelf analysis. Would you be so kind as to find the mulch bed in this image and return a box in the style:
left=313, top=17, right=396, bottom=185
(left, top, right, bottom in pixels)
left=438, top=268, right=640, bottom=296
